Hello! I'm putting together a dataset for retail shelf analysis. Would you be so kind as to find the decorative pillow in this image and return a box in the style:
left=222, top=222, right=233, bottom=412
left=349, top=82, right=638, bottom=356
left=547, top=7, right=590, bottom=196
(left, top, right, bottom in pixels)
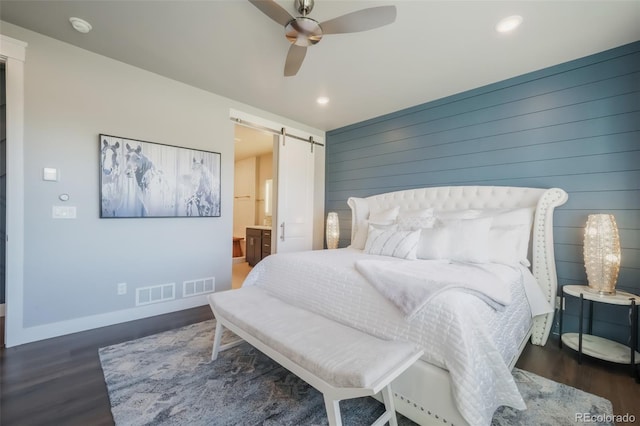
left=352, top=221, right=397, bottom=249
left=351, top=206, right=400, bottom=249
left=364, top=226, right=421, bottom=260
left=417, top=217, right=492, bottom=263
left=397, top=208, right=436, bottom=231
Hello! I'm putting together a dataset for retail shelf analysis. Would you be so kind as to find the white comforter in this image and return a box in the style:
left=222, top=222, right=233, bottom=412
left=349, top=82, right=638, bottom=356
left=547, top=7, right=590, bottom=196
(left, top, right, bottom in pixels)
left=243, top=248, right=536, bottom=426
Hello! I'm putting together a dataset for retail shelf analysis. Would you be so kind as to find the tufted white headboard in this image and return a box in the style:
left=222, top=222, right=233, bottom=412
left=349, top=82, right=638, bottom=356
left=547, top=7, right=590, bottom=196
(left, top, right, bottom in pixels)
left=348, top=185, right=568, bottom=346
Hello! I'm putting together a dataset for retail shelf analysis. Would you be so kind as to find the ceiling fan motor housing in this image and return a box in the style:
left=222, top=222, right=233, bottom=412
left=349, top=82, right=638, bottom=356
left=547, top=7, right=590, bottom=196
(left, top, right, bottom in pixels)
left=295, top=0, right=314, bottom=16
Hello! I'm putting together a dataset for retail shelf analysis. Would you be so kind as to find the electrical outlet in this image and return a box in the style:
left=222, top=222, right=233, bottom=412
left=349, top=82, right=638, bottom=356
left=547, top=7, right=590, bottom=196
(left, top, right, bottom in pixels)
left=555, top=296, right=561, bottom=310
left=117, top=282, right=127, bottom=295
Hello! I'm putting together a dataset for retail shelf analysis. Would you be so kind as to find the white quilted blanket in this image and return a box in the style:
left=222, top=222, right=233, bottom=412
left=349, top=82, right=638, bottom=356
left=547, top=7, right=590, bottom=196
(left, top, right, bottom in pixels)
left=355, top=259, right=512, bottom=318
left=243, top=248, right=533, bottom=426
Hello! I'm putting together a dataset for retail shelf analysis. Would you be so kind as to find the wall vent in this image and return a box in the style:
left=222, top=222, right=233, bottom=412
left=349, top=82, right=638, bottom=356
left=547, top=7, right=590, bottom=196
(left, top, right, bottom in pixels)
left=182, top=277, right=215, bottom=298
left=136, top=283, right=175, bottom=306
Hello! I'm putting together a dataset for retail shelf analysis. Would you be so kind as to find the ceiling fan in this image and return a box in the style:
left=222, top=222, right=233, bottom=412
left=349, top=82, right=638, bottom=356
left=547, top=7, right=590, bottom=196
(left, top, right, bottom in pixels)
left=249, top=0, right=397, bottom=76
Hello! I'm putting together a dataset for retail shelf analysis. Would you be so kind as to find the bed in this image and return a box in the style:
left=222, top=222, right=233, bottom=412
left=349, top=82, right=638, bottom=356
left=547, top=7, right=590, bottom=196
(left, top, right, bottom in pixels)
left=242, top=185, right=568, bottom=426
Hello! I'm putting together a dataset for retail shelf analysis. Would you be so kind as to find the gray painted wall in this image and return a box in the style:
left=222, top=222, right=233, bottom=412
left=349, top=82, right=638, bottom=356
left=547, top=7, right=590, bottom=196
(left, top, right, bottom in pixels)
left=1, top=22, right=322, bottom=336
left=0, top=63, right=5, bottom=306
left=326, top=41, right=640, bottom=345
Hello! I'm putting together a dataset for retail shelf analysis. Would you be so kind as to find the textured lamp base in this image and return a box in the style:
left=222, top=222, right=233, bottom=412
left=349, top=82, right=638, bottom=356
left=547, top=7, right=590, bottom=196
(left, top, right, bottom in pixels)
left=584, top=214, right=620, bottom=297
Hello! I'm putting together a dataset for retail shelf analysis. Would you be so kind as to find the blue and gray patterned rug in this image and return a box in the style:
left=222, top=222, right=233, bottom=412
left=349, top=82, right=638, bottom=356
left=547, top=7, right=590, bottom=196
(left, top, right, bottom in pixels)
left=99, top=320, right=613, bottom=425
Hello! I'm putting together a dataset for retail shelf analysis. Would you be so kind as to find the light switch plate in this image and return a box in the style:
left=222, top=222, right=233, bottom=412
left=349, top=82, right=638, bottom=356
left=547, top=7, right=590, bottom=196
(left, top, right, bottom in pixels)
left=52, top=206, right=76, bottom=219
left=43, top=168, right=58, bottom=181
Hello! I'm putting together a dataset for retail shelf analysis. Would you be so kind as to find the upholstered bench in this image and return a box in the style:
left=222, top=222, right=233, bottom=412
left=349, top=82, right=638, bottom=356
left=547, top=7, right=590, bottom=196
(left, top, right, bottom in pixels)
left=208, top=287, right=423, bottom=426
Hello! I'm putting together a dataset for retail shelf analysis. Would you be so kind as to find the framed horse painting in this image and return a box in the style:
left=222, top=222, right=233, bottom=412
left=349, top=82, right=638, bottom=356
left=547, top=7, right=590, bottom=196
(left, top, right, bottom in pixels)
left=99, top=134, right=221, bottom=218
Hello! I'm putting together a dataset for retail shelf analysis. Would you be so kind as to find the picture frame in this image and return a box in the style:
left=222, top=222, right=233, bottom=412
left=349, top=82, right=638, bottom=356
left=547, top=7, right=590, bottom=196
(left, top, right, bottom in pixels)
left=99, top=134, right=221, bottom=218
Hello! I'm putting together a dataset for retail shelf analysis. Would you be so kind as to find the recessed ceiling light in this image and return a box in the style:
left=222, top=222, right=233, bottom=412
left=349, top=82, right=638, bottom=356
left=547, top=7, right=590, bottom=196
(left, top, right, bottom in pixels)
left=69, top=17, right=92, bottom=34
left=316, top=96, right=329, bottom=105
left=495, top=15, right=523, bottom=33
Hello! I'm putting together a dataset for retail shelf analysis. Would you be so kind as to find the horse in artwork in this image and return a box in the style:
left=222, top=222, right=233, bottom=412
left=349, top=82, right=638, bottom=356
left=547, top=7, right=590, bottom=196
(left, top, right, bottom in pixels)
left=186, top=157, right=220, bottom=217
left=100, top=138, right=123, bottom=217
left=123, top=143, right=175, bottom=216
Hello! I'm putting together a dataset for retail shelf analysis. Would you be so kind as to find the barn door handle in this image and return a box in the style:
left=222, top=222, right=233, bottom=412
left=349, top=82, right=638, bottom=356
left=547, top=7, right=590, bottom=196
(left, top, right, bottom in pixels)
left=280, top=222, right=285, bottom=241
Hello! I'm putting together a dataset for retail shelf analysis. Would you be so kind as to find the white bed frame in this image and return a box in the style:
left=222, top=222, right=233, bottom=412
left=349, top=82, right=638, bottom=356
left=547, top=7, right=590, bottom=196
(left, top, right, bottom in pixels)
left=348, top=186, right=568, bottom=426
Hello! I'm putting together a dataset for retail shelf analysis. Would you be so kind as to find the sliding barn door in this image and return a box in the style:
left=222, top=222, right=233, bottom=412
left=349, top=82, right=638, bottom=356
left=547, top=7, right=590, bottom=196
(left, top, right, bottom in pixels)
left=275, top=134, right=315, bottom=253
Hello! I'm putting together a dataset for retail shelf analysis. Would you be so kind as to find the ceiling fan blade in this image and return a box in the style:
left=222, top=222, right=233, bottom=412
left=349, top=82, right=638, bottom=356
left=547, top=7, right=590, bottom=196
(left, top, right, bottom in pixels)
left=284, top=44, right=307, bottom=76
left=248, top=0, right=294, bottom=27
left=321, top=6, right=397, bottom=35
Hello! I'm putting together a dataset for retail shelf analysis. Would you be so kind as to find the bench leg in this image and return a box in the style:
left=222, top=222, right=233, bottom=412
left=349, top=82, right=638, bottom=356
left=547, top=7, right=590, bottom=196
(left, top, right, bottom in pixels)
left=370, top=385, right=397, bottom=426
left=381, top=385, right=398, bottom=426
left=211, top=320, right=224, bottom=361
left=323, top=395, right=343, bottom=426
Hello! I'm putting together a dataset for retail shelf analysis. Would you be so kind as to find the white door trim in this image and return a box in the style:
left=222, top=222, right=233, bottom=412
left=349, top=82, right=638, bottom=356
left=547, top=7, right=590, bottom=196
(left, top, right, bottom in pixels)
left=1, top=35, right=27, bottom=347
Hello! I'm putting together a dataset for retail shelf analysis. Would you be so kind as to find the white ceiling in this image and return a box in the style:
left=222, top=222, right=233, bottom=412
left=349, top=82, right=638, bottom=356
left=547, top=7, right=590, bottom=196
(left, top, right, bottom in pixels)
left=1, top=1, right=639, bottom=131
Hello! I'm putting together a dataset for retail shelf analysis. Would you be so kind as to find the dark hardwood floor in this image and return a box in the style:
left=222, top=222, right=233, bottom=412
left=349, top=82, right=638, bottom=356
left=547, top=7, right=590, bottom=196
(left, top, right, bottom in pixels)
left=0, top=307, right=213, bottom=426
left=1, top=309, right=638, bottom=425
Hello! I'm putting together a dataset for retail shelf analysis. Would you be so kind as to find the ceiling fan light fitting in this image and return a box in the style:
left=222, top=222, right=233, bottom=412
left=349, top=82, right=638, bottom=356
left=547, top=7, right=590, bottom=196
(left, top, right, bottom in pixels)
left=285, top=17, right=323, bottom=46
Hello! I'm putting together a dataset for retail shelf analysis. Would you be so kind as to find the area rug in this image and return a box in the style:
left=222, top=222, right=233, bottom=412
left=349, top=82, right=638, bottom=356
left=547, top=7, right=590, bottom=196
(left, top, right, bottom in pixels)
left=99, top=320, right=613, bottom=425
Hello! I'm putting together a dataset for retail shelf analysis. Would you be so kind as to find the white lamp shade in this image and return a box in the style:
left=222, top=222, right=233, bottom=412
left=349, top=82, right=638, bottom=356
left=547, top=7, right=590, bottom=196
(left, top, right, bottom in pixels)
left=326, top=212, right=339, bottom=249
left=584, top=214, right=621, bottom=295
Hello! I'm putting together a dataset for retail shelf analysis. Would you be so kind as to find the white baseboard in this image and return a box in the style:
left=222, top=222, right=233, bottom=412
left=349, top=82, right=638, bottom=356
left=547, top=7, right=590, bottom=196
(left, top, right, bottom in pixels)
left=232, top=256, right=246, bottom=264
left=0, top=303, right=5, bottom=317
left=6, top=296, right=209, bottom=348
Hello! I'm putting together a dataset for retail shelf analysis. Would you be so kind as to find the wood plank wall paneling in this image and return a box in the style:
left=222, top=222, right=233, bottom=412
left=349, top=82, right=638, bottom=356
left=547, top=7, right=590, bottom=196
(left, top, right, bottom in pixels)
left=325, top=41, right=640, bottom=345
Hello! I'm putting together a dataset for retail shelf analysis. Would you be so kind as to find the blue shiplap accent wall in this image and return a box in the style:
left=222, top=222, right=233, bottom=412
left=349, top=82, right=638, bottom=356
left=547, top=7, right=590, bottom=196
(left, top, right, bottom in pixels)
left=326, top=41, right=640, bottom=344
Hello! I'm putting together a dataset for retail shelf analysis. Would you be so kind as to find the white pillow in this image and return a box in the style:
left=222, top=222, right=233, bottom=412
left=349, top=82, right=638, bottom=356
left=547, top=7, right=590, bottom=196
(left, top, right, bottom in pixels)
left=488, top=225, right=531, bottom=265
left=397, top=208, right=436, bottom=231
left=370, top=206, right=400, bottom=222
left=364, top=226, right=421, bottom=260
left=351, top=206, right=400, bottom=249
left=417, top=217, right=492, bottom=263
left=486, top=208, right=534, bottom=228
left=485, top=208, right=534, bottom=264
left=432, top=208, right=534, bottom=265
left=347, top=197, right=370, bottom=249
left=435, top=209, right=482, bottom=221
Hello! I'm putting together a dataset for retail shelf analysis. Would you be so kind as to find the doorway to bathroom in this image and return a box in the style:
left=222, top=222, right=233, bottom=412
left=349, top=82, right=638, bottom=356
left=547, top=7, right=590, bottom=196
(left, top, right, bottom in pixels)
left=232, top=124, right=275, bottom=272
left=229, top=109, right=325, bottom=289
